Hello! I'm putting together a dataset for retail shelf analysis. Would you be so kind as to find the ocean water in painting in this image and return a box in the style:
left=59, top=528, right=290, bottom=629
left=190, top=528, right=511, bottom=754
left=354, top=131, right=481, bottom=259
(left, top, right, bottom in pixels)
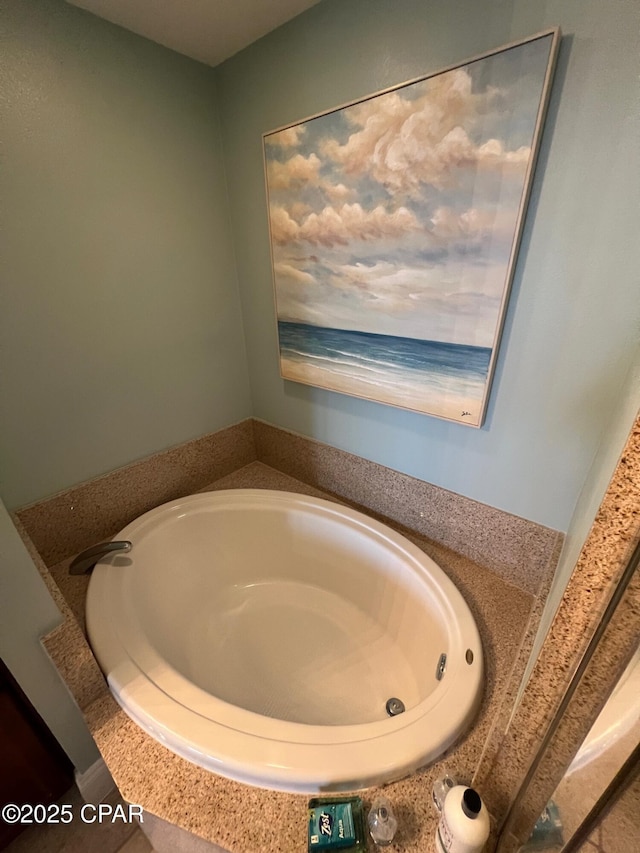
left=279, top=321, right=492, bottom=424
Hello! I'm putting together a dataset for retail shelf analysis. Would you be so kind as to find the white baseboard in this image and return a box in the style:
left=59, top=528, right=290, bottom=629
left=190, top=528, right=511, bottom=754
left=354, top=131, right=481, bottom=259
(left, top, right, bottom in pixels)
left=75, top=757, right=116, bottom=803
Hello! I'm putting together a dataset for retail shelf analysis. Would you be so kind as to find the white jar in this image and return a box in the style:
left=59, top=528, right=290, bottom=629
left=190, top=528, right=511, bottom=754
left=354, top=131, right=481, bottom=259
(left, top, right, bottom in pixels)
left=435, top=786, right=490, bottom=853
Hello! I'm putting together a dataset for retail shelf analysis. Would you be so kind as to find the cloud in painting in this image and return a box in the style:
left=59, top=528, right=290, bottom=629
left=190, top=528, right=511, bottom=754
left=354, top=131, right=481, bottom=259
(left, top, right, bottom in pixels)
left=323, top=182, right=353, bottom=202
left=268, top=124, right=306, bottom=148
left=269, top=202, right=421, bottom=248
left=273, top=253, right=506, bottom=346
left=266, top=152, right=322, bottom=189
left=321, top=68, right=530, bottom=195
left=269, top=206, right=301, bottom=244
left=430, top=205, right=518, bottom=246
left=273, top=262, right=316, bottom=286
left=264, top=33, right=553, bottom=351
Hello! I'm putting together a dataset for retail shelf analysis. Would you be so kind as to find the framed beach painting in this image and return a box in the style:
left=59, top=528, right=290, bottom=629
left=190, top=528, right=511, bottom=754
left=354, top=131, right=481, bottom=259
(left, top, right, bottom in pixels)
left=263, top=29, right=560, bottom=427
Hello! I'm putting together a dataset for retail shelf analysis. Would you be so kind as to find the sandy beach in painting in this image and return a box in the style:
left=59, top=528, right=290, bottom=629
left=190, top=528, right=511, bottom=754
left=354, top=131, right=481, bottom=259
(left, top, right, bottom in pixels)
left=281, top=357, right=484, bottom=423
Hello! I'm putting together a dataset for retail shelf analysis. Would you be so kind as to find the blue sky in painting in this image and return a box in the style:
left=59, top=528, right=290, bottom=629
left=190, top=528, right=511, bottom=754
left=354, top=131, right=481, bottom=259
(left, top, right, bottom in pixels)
left=264, top=34, right=553, bottom=348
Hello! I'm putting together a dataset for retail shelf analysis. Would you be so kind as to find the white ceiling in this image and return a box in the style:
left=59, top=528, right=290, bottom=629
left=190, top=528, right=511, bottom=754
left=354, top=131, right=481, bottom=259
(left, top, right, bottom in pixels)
left=66, top=0, right=322, bottom=67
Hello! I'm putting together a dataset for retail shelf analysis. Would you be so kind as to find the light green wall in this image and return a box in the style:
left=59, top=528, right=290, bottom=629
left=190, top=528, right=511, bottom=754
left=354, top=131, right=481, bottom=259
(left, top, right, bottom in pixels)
left=0, top=0, right=252, bottom=510
left=216, top=0, right=640, bottom=531
left=0, top=0, right=251, bottom=775
left=522, top=349, right=640, bottom=692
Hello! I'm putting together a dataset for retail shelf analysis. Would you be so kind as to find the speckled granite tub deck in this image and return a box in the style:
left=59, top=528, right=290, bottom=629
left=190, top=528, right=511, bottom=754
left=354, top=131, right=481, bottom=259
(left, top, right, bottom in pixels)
left=14, top=419, right=565, bottom=853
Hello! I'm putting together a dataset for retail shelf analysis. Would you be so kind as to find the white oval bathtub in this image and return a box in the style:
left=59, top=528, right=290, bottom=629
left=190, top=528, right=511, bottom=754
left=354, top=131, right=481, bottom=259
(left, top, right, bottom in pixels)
left=86, top=489, right=483, bottom=793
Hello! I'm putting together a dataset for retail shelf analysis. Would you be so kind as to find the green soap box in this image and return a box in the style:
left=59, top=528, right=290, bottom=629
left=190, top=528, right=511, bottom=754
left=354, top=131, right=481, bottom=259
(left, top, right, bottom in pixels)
left=307, top=797, right=367, bottom=851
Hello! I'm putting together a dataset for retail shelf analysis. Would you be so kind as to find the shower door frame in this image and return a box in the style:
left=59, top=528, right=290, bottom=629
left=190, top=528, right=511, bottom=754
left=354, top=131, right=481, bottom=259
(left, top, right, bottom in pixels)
left=472, top=413, right=640, bottom=851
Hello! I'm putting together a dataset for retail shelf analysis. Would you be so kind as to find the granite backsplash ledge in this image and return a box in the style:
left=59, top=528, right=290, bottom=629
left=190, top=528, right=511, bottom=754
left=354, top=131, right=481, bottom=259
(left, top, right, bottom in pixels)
left=252, top=419, right=562, bottom=596
left=16, top=418, right=563, bottom=599
left=15, top=419, right=256, bottom=566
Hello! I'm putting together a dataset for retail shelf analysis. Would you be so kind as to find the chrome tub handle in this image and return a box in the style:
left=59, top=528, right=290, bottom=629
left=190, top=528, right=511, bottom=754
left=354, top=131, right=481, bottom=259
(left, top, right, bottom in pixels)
left=69, top=540, right=132, bottom=575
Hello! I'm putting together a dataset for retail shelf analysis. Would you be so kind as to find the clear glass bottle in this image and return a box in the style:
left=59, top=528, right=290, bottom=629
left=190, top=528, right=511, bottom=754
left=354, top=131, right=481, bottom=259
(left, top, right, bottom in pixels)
left=367, top=796, right=398, bottom=846
left=432, top=773, right=458, bottom=812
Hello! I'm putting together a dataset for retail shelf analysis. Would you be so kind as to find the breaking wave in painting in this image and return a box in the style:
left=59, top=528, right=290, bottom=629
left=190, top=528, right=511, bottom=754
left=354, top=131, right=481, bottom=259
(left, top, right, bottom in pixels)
left=278, top=321, right=492, bottom=424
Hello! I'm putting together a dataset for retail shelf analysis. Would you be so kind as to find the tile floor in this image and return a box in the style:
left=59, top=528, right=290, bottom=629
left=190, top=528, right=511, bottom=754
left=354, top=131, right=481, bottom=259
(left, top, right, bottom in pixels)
left=3, top=785, right=153, bottom=853
left=582, top=760, right=640, bottom=853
